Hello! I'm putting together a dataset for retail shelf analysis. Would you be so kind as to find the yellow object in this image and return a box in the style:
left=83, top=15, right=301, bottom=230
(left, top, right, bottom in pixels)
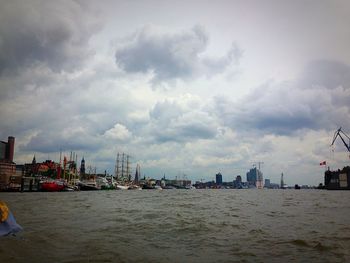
left=0, top=201, right=9, bottom=223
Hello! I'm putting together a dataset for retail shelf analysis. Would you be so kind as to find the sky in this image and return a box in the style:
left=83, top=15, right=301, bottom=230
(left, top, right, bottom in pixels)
left=1, top=0, right=350, bottom=185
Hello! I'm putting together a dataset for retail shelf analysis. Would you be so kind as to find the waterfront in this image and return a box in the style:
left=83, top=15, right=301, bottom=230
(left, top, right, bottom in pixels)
left=1, top=190, right=350, bottom=263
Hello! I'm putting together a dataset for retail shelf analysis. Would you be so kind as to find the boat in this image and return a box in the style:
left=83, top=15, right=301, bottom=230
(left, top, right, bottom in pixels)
left=162, top=185, right=176, bottom=189
left=40, top=179, right=67, bottom=191
left=142, top=184, right=156, bottom=189
left=116, top=184, right=129, bottom=190
left=128, top=185, right=142, bottom=190
left=78, top=180, right=100, bottom=190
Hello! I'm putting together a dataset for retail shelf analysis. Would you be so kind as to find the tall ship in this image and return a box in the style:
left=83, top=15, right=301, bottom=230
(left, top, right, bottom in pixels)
left=324, top=127, right=350, bottom=190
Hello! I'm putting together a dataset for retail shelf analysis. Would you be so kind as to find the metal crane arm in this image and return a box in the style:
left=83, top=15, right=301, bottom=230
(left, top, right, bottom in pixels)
left=331, top=127, right=350, bottom=152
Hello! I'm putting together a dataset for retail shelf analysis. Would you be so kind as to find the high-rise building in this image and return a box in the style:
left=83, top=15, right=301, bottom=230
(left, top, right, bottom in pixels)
left=0, top=136, right=15, bottom=162
left=216, top=172, right=223, bottom=185
left=0, top=136, right=16, bottom=190
left=233, top=175, right=242, bottom=188
left=246, top=167, right=263, bottom=187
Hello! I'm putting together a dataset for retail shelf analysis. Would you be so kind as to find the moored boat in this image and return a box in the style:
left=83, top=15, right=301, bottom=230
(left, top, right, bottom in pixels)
left=116, top=184, right=129, bottom=190
left=40, top=179, right=67, bottom=191
left=78, top=180, right=100, bottom=190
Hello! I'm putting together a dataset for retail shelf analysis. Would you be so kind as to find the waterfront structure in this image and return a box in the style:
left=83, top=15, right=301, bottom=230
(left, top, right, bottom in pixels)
left=325, top=127, right=350, bottom=190
left=0, top=137, right=17, bottom=190
left=265, top=179, right=271, bottom=188
left=216, top=172, right=223, bottom=185
left=0, top=136, right=14, bottom=162
left=233, top=175, right=242, bottom=188
left=280, top=173, right=285, bottom=189
left=246, top=167, right=263, bottom=188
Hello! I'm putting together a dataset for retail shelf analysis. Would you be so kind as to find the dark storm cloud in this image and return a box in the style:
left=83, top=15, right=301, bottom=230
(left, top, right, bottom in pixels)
left=20, top=131, right=102, bottom=153
left=0, top=0, right=100, bottom=75
left=115, top=25, right=241, bottom=82
left=214, top=60, right=350, bottom=135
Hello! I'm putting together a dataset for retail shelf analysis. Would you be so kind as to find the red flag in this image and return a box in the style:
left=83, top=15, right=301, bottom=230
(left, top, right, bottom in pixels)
left=319, top=161, right=326, bottom=166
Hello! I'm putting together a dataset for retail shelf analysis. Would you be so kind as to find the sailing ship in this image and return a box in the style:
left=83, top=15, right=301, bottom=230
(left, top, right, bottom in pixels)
left=115, top=152, right=135, bottom=189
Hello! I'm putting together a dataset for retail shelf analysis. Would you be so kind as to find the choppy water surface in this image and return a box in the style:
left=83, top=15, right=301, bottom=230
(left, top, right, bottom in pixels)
left=0, top=190, right=349, bottom=262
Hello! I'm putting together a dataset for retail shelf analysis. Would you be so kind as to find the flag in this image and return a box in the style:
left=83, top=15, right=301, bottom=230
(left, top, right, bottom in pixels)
left=319, top=161, right=326, bottom=166
left=0, top=201, right=22, bottom=236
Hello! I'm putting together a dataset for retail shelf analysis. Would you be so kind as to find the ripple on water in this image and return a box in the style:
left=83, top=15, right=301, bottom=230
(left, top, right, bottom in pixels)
left=1, top=190, right=350, bottom=263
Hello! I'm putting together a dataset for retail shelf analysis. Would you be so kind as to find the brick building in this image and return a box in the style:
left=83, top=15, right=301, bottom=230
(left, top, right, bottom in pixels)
left=0, top=136, right=17, bottom=190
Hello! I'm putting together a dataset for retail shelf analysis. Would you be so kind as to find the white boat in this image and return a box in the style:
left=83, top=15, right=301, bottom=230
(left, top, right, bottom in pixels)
left=78, top=180, right=100, bottom=190
left=116, top=184, right=129, bottom=190
left=128, top=185, right=142, bottom=190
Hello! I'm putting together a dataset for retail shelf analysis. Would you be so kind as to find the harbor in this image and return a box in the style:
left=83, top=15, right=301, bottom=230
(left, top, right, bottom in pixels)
left=1, top=127, right=350, bottom=192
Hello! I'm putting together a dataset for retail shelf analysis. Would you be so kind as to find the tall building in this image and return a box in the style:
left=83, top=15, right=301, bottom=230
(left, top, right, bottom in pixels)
left=0, top=136, right=15, bottom=162
left=246, top=167, right=263, bottom=187
left=233, top=175, right=242, bottom=188
left=216, top=172, right=223, bottom=185
left=0, top=136, right=16, bottom=190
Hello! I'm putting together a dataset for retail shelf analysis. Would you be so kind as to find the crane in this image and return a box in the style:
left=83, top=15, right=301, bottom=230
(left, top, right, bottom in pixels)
left=331, top=127, right=350, bottom=152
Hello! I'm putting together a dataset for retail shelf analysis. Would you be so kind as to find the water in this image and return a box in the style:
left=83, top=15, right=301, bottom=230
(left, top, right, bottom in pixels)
left=0, top=190, right=349, bottom=263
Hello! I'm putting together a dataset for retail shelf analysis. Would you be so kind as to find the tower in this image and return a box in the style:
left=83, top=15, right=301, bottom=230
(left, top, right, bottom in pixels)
left=6, top=136, right=15, bottom=163
left=80, top=157, right=85, bottom=176
left=134, top=164, right=140, bottom=184
left=280, top=173, right=284, bottom=189
left=216, top=172, right=223, bottom=185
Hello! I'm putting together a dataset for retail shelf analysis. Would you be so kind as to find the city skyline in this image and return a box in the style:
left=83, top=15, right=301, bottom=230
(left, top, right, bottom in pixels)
left=1, top=0, right=350, bottom=185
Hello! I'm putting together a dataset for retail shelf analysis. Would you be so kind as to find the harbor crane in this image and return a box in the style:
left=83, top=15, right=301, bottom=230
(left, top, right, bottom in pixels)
left=331, top=127, right=350, bottom=153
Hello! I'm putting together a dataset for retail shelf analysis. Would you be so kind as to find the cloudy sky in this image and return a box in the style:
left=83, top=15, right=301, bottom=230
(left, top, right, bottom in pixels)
left=1, top=0, right=350, bottom=185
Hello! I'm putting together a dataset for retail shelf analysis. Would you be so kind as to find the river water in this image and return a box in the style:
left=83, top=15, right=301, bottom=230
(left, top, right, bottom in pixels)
left=0, top=190, right=349, bottom=263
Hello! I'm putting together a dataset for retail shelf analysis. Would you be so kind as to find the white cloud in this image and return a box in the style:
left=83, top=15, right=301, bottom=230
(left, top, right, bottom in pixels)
left=104, top=123, right=132, bottom=141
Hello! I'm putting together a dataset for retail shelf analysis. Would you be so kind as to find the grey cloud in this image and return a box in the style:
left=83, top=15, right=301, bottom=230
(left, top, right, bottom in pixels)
left=0, top=0, right=101, bottom=75
left=143, top=99, right=218, bottom=143
left=115, top=25, right=241, bottom=83
left=214, top=60, right=350, bottom=135
left=300, top=60, right=350, bottom=90
left=20, top=131, right=102, bottom=153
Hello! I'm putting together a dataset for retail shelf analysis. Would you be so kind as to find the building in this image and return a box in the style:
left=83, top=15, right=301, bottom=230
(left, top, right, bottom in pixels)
left=216, top=172, right=223, bottom=185
left=264, top=179, right=271, bottom=188
left=233, top=175, right=243, bottom=188
left=0, top=136, right=17, bottom=190
left=246, top=167, right=263, bottom=188
left=0, top=136, right=15, bottom=162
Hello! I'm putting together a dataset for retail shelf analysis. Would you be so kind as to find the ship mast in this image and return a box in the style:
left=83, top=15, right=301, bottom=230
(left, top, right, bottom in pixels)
left=115, top=153, right=120, bottom=181
left=126, top=155, right=131, bottom=182
left=121, top=153, right=125, bottom=180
